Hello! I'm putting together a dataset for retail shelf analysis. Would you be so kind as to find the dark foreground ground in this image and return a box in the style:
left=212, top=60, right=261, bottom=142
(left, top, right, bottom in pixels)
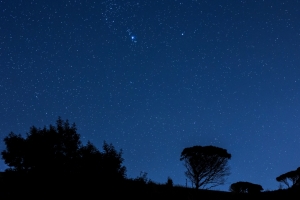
left=0, top=173, right=299, bottom=199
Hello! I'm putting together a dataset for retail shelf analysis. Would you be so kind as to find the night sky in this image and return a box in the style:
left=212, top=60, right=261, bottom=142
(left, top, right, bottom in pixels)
left=1, top=0, right=300, bottom=191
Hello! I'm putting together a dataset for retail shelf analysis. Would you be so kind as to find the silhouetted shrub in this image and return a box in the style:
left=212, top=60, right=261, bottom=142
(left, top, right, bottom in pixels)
left=230, top=181, right=263, bottom=193
left=166, top=176, right=173, bottom=187
left=134, top=171, right=150, bottom=184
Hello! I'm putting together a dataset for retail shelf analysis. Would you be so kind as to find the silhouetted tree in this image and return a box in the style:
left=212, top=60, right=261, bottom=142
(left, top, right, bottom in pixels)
left=276, top=167, right=300, bottom=188
left=180, top=145, right=231, bottom=189
left=1, top=117, right=126, bottom=181
left=230, top=181, right=263, bottom=193
left=1, top=118, right=81, bottom=175
left=99, top=141, right=126, bottom=180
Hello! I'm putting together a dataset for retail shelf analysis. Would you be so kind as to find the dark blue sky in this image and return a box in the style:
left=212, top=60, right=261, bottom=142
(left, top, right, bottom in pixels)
left=1, top=0, right=300, bottom=191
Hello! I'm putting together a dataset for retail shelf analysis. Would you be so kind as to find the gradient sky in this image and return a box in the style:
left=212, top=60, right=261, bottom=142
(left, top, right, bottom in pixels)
left=1, top=0, right=300, bottom=191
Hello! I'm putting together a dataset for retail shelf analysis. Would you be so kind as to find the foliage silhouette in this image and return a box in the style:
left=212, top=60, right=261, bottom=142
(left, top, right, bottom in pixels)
left=98, top=141, right=127, bottom=180
left=180, top=145, right=231, bottom=189
left=276, top=167, right=300, bottom=188
left=166, top=176, right=173, bottom=187
left=133, top=171, right=150, bottom=184
left=1, top=117, right=126, bottom=182
left=230, top=181, right=263, bottom=193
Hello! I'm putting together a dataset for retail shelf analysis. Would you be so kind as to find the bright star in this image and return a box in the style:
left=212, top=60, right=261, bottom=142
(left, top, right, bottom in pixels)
left=131, top=35, right=137, bottom=43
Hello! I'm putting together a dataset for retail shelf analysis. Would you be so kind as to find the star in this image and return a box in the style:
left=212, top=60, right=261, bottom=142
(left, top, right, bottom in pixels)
left=131, top=35, right=137, bottom=43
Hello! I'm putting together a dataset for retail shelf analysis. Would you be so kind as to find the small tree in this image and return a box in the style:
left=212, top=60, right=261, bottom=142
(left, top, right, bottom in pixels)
left=180, top=145, right=231, bottom=189
left=276, top=167, right=300, bottom=188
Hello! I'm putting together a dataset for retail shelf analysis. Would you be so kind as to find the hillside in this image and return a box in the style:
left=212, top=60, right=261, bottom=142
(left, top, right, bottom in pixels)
left=0, top=173, right=298, bottom=199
